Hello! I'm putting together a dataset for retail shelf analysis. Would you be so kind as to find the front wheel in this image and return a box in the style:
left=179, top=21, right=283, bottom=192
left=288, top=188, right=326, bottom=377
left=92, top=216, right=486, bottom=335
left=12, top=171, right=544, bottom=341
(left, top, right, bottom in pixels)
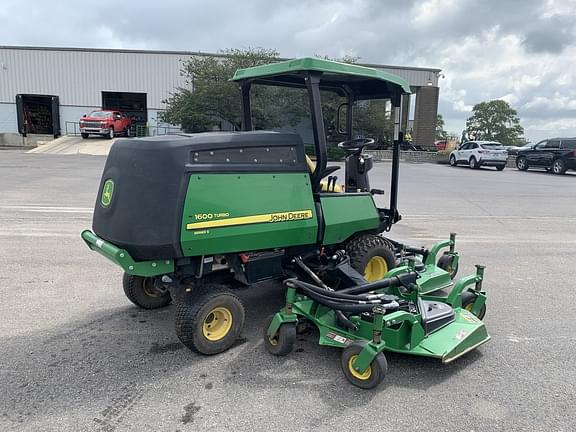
left=81, top=133, right=89, bottom=139
left=122, top=273, right=171, bottom=309
left=175, top=285, right=245, bottom=355
left=496, top=164, right=505, bottom=171
left=107, top=127, right=114, bottom=139
left=346, top=234, right=396, bottom=282
left=437, top=253, right=458, bottom=279
left=461, top=291, right=486, bottom=320
left=263, top=314, right=296, bottom=356
left=552, top=159, right=566, bottom=175
left=516, top=156, right=529, bottom=171
left=341, top=341, right=388, bottom=389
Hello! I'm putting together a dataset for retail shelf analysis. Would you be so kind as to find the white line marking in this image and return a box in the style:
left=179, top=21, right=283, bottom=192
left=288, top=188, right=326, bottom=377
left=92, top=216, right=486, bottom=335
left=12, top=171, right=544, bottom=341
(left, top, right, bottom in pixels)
left=0, top=232, right=78, bottom=238
left=0, top=205, right=92, bottom=213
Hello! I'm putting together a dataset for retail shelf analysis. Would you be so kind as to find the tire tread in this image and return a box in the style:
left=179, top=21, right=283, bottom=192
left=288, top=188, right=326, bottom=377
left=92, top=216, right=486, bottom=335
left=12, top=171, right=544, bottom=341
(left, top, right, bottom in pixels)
left=175, top=284, right=244, bottom=355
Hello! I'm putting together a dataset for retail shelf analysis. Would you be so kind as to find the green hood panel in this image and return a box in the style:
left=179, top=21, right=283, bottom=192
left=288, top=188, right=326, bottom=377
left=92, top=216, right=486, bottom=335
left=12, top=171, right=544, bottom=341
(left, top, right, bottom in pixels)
left=180, top=173, right=318, bottom=256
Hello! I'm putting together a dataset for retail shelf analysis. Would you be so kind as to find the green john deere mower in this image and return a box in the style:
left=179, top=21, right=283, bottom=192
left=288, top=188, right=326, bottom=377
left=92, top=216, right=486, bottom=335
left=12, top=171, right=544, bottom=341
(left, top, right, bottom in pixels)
left=82, top=58, right=489, bottom=383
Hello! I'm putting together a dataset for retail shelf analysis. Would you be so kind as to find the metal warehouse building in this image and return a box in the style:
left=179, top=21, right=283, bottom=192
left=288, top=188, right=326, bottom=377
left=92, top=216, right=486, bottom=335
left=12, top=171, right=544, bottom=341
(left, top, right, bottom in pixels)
left=0, top=45, right=441, bottom=147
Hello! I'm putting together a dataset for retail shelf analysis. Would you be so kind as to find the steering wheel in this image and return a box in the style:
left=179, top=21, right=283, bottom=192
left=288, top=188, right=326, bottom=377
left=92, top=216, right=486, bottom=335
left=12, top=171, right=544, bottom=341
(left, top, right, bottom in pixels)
left=337, top=138, right=375, bottom=152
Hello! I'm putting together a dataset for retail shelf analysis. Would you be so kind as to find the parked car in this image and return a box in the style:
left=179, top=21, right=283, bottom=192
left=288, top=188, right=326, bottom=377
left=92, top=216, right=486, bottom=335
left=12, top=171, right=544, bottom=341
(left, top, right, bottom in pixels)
left=506, top=142, right=533, bottom=155
left=435, top=140, right=447, bottom=151
left=79, top=110, right=132, bottom=139
left=449, top=141, right=508, bottom=170
left=516, top=137, right=576, bottom=174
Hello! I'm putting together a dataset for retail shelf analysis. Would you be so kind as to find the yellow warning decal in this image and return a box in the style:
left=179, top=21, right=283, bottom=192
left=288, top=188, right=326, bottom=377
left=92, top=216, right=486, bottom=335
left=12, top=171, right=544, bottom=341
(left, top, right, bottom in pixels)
left=186, top=210, right=313, bottom=230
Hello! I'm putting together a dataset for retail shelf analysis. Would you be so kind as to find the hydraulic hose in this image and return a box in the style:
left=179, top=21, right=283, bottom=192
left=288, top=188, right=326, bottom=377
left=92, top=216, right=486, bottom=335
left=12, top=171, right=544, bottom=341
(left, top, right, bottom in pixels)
left=286, top=279, right=395, bottom=302
left=286, top=280, right=400, bottom=311
left=339, top=272, right=418, bottom=295
left=300, top=290, right=395, bottom=313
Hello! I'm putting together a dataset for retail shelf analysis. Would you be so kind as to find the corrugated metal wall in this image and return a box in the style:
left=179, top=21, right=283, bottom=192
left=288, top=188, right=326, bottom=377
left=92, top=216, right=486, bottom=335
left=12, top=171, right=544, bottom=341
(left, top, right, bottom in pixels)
left=0, top=47, right=439, bottom=109
left=373, top=67, right=438, bottom=88
left=0, top=47, right=191, bottom=108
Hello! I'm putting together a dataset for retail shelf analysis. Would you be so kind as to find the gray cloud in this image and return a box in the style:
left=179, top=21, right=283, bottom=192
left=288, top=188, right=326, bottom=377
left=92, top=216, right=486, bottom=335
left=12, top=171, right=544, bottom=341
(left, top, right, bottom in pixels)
left=1, top=0, right=575, bottom=141
left=523, top=16, right=575, bottom=53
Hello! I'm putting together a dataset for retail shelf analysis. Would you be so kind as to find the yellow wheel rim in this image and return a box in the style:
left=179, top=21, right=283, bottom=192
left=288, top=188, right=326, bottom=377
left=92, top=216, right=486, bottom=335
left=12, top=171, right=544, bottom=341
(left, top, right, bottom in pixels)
left=202, top=307, right=233, bottom=341
left=142, top=278, right=161, bottom=298
left=364, top=256, right=388, bottom=282
left=348, top=355, right=372, bottom=380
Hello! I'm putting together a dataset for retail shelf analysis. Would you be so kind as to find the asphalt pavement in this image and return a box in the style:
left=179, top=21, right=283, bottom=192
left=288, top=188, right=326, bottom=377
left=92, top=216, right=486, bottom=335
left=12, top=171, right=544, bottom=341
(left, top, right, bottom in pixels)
left=0, top=150, right=575, bottom=432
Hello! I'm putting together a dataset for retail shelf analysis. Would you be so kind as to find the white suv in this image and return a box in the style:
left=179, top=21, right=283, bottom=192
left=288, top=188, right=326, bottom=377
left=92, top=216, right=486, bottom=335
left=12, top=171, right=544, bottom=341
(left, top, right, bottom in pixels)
left=449, top=141, right=508, bottom=171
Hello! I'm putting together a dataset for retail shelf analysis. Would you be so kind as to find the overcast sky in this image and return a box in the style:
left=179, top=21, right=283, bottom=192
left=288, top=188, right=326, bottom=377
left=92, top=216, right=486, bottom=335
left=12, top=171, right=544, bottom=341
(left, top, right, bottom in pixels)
left=1, top=0, right=575, bottom=142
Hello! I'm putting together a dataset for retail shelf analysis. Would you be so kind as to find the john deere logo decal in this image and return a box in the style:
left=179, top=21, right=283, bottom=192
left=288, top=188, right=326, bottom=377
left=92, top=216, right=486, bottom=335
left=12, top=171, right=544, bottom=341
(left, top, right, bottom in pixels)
left=101, top=179, right=114, bottom=207
left=186, top=210, right=313, bottom=230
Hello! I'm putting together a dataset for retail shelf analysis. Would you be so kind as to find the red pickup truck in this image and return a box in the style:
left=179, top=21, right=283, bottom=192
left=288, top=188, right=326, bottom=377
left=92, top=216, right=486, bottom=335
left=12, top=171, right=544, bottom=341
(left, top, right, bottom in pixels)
left=79, top=110, right=132, bottom=139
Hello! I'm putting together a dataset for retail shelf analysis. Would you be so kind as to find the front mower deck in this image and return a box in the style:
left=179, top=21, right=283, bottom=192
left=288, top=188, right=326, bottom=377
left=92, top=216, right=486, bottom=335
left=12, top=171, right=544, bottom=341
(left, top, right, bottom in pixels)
left=266, top=263, right=490, bottom=389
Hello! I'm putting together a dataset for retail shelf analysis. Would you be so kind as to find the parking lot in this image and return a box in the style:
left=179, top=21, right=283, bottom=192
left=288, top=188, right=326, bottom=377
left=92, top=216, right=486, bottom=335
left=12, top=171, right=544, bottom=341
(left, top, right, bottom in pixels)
left=1, top=150, right=575, bottom=432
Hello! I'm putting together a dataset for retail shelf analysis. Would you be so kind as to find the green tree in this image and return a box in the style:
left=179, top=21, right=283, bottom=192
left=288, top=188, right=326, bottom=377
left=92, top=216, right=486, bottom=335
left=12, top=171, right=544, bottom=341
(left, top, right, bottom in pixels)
left=436, top=114, right=448, bottom=140
left=464, top=100, right=524, bottom=145
left=161, top=48, right=308, bottom=132
left=161, top=48, right=393, bottom=147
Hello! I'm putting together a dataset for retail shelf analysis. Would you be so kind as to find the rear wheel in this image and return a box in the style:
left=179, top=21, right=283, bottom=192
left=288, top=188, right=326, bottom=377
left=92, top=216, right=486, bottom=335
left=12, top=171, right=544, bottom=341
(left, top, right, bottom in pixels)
left=263, top=314, right=296, bottom=356
left=81, top=133, right=89, bottom=139
left=461, top=291, right=486, bottom=320
left=341, top=341, right=388, bottom=389
left=469, top=156, right=479, bottom=169
left=122, top=273, right=171, bottom=309
left=552, top=159, right=566, bottom=175
left=346, top=234, right=396, bottom=282
left=516, top=156, right=529, bottom=171
left=449, top=155, right=457, bottom=166
left=125, top=126, right=132, bottom=137
left=175, top=285, right=245, bottom=355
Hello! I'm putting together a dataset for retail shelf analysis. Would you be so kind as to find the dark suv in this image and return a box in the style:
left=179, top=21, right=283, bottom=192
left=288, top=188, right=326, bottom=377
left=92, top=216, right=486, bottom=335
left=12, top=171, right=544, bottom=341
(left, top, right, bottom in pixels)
left=516, top=138, right=576, bottom=174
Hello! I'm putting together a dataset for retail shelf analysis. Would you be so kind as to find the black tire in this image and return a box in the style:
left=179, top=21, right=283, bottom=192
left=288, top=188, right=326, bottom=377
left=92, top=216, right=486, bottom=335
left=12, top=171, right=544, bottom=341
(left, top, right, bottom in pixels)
left=496, top=164, right=505, bottom=171
left=437, top=253, right=458, bottom=279
left=263, top=314, right=296, bottom=356
left=341, top=341, right=388, bottom=389
left=107, top=127, right=114, bottom=139
left=122, top=273, right=171, bottom=309
left=461, top=291, right=486, bottom=320
left=516, top=156, right=529, bottom=171
left=449, top=155, right=457, bottom=166
left=346, top=234, right=396, bottom=282
left=552, top=159, right=566, bottom=175
left=81, top=133, right=89, bottom=139
left=175, top=285, right=245, bottom=355
left=469, top=156, right=478, bottom=169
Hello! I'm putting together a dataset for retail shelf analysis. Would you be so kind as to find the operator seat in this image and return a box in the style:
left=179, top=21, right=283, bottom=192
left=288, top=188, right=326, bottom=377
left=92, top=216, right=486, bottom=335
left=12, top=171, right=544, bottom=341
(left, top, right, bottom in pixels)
left=305, top=155, right=344, bottom=193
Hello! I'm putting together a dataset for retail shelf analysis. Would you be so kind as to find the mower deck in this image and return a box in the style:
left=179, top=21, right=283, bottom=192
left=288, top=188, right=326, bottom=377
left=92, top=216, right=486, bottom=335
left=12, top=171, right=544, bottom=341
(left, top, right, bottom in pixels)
left=266, top=262, right=490, bottom=389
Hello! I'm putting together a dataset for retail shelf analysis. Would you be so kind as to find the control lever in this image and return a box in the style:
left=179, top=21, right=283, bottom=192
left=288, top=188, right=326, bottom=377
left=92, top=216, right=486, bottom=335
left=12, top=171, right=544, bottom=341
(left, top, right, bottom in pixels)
left=327, top=176, right=333, bottom=192
left=331, top=176, right=338, bottom=192
left=370, top=188, right=384, bottom=195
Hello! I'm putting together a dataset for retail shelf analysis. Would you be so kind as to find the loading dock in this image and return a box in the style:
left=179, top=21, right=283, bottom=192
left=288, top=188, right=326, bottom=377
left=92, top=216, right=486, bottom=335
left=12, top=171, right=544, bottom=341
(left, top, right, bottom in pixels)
left=102, top=92, right=147, bottom=130
left=15, top=94, right=61, bottom=137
